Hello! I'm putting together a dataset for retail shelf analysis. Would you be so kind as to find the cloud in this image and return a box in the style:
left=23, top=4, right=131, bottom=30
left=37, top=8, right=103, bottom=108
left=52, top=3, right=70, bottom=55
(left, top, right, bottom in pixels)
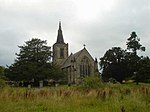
left=0, top=0, right=150, bottom=66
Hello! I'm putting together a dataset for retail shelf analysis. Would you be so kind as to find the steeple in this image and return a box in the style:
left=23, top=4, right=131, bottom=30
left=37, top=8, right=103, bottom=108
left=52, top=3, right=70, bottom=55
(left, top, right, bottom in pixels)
left=53, top=21, right=68, bottom=65
left=56, top=21, right=64, bottom=43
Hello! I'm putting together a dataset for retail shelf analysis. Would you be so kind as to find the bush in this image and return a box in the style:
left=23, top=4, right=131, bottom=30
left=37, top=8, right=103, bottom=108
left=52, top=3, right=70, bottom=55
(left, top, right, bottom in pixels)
left=80, top=75, right=104, bottom=89
left=0, top=79, right=6, bottom=88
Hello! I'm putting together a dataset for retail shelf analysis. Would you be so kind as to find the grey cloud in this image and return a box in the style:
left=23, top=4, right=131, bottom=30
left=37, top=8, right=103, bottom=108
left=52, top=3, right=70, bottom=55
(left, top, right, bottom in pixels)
left=0, top=0, right=150, bottom=66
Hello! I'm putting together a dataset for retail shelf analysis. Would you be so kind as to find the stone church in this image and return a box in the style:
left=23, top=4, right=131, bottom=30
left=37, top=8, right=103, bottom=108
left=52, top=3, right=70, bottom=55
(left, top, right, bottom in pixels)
left=53, top=22, right=98, bottom=84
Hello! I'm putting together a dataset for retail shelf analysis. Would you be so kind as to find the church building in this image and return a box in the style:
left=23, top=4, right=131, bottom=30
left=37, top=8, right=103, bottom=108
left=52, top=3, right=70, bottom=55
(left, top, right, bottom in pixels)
left=53, top=22, right=98, bottom=84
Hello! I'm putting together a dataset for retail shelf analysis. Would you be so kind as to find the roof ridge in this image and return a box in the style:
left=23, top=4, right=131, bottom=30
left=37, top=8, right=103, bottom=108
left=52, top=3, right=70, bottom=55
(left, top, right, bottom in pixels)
left=72, top=48, right=84, bottom=59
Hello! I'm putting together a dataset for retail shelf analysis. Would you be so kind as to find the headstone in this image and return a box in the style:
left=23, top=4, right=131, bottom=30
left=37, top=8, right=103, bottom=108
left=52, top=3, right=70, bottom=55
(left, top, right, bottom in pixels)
left=28, top=84, right=31, bottom=89
left=56, top=83, right=59, bottom=87
left=39, top=81, right=43, bottom=88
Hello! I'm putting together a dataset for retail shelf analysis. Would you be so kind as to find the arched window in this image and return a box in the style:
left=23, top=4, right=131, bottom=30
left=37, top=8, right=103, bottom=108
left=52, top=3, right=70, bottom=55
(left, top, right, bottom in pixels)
left=80, top=56, right=91, bottom=77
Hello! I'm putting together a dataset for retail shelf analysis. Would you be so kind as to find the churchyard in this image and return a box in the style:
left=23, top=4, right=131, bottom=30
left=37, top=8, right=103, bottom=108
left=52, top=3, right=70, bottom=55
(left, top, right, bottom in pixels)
left=0, top=83, right=149, bottom=112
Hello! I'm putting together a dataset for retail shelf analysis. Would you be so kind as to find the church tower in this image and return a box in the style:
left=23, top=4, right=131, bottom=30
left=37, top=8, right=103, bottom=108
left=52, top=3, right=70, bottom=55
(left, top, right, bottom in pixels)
left=53, top=21, right=68, bottom=65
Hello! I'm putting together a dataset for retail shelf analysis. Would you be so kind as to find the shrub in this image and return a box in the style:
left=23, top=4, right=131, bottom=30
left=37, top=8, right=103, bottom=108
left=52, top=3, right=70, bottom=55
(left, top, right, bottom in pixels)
left=80, top=75, right=104, bottom=89
left=0, top=79, right=6, bottom=88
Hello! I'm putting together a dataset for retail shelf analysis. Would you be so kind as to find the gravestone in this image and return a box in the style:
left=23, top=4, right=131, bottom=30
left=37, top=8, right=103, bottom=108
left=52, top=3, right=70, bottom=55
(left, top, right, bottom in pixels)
left=28, top=84, right=31, bottom=89
left=39, top=81, right=43, bottom=88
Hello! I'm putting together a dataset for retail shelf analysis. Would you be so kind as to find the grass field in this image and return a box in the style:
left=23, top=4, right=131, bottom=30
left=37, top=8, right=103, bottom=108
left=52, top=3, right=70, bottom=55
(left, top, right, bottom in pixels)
left=0, top=84, right=150, bottom=112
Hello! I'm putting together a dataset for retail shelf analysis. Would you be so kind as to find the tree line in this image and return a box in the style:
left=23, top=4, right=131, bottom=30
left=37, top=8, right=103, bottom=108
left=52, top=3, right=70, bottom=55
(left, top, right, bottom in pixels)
left=0, top=31, right=150, bottom=86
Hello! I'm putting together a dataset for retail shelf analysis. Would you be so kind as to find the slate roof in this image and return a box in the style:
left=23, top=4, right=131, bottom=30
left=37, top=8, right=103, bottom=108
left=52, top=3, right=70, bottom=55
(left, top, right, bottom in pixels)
left=61, top=48, right=85, bottom=68
left=61, top=47, right=95, bottom=69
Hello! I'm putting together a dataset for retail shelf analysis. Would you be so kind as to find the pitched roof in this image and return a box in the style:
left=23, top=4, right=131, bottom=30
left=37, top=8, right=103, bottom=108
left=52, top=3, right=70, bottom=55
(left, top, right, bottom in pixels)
left=61, top=48, right=92, bottom=68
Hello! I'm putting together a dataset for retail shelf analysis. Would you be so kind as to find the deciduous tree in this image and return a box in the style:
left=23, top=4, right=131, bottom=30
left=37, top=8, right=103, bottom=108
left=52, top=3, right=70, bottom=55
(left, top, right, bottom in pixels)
left=100, top=47, right=128, bottom=83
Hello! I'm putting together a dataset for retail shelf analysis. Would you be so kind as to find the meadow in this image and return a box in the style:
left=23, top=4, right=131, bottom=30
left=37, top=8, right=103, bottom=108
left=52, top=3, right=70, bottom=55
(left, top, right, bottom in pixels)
left=0, top=84, right=150, bottom=112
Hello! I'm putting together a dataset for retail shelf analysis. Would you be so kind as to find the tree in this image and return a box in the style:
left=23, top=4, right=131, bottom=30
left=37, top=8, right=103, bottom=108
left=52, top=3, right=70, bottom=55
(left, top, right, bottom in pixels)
left=126, top=32, right=145, bottom=84
left=136, top=57, right=150, bottom=83
left=0, top=66, right=6, bottom=88
left=0, top=66, right=5, bottom=78
left=126, top=31, right=145, bottom=55
left=100, top=47, right=128, bottom=83
left=50, top=64, right=67, bottom=82
left=5, top=38, right=52, bottom=83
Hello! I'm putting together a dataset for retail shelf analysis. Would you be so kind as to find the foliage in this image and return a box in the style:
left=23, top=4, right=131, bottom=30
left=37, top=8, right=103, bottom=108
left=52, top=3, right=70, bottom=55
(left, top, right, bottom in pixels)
left=126, top=32, right=146, bottom=84
left=100, top=31, right=147, bottom=84
left=124, top=52, right=141, bottom=79
left=80, top=75, right=104, bottom=89
left=126, top=31, right=145, bottom=55
left=136, top=57, right=150, bottom=83
left=50, top=64, right=67, bottom=82
left=0, top=66, right=6, bottom=88
left=5, top=38, right=53, bottom=82
left=0, top=79, right=6, bottom=88
left=0, top=66, right=5, bottom=78
left=17, top=38, right=51, bottom=63
left=100, top=47, right=128, bottom=83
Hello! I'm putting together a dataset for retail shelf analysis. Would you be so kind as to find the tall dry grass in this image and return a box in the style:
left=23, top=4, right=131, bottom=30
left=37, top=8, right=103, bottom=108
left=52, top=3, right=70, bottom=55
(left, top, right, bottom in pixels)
left=0, top=84, right=149, bottom=112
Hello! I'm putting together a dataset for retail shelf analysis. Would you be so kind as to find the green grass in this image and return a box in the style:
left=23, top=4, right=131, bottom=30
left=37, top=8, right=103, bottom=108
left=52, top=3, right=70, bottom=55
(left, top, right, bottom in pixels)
left=0, top=84, right=150, bottom=112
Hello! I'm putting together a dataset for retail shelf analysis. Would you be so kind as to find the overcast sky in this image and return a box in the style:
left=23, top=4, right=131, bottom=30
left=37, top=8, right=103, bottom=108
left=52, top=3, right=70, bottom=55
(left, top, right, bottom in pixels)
left=0, top=0, right=150, bottom=66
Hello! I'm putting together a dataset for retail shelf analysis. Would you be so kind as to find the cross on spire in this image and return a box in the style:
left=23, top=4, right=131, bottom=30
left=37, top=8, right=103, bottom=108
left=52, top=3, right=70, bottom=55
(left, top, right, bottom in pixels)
left=83, top=44, right=86, bottom=48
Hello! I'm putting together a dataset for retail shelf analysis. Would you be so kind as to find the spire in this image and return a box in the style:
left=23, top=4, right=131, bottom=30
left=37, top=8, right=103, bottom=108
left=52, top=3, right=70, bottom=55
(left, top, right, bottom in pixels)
left=59, top=21, right=62, bottom=30
left=56, top=21, right=64, bottom=43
